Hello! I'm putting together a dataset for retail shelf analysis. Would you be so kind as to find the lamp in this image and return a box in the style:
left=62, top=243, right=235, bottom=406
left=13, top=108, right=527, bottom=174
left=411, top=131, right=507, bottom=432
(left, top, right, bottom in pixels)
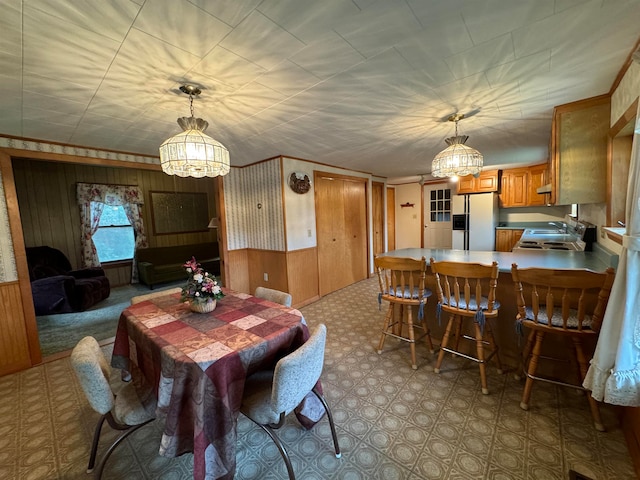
left=431, top=113, right=483, bottom=178
left=159, top=85, right=230, bottom=178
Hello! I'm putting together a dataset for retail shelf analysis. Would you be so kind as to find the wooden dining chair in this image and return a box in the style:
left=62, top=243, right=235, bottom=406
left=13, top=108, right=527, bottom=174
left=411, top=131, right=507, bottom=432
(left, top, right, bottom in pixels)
left=240, top=324, right=340, bottom=480
left=70, top=336, right=156, bottom=479
left=430, top=258, right=502, bottom=394
left=255, top=286, right=293, bottom=307
left=511, top=264, right=615, bottom=431
left=374, top=255, right=433, bottom=369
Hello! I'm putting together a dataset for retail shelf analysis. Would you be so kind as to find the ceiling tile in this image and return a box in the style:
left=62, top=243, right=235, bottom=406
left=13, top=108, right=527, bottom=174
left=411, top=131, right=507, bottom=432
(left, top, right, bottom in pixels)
left=255, top=60, right=320, bottom=96
left=134, top=0, right=232, bottom=57
left=219, top=10, right=306, bottom=70
left=188, top=0, right=261, bottom=27
left=257, top=0, right=360, bottom=43
left=192, top=46, right=266, bottom=90
left=0, top=0, right=22, bottom=55
left=25, top=0, right=140, bottom=42
left=289, top=31, right=365, bottom=80
left=485, top=50, right=550, bottom=88
left=445, top=34, right=515, bottom=80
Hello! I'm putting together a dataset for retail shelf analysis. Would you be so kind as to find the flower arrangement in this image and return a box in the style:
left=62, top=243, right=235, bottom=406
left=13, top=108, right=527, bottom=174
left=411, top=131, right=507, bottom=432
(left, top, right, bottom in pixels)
left=181, top=257, right=224, bottom=306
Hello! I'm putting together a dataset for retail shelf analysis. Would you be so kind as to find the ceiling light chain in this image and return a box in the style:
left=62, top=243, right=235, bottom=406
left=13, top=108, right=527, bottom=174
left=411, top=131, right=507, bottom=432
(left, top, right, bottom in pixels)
left=431, top=113, right=483, bottom=179
left=159, top=84, right=230, bottom=178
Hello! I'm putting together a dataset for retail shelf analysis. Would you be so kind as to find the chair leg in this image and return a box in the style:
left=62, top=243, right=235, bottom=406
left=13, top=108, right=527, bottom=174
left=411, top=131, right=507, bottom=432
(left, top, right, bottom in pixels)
left=422, top=317, right=434, bottom=354
left=434, top=314, right=456, bottom=374
left=453, top=316, right=463, bottom=357
left=87, top=415, right=107, bottom=473
left=572, top=337, right=605, bottom=432
left=517, top=329, right=536, bottom=380
left=312, top=387, right=341, bottom=458
left=93, top=419, right=154, bottom=480
left=521, top=331, right=544, bottom=410
left=377, top=304, right=394, bottom=354
left=253, top=422, right=296, bottom=480
left=474, top=321, right=489, bottom=395
left=406, top=306, right=418, bottom=369
left=484, top=320, right=503, bottom=375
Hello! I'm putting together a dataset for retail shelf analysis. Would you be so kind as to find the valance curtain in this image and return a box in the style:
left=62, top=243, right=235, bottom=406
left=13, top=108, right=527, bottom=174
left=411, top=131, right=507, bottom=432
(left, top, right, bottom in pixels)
left=76, top=183, right=148, bottom=283
left=584, top=119, right=640, bottom=406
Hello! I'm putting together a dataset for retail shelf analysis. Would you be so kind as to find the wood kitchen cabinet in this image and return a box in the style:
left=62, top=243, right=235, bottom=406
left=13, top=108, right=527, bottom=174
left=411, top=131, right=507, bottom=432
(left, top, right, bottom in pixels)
left=549, top=95, right=610, bottom=205
left=495, top=228, right=524, bottom=252
left=499, top=164, right=547, bottom=207
left=457, top=170, right=500, bottom=194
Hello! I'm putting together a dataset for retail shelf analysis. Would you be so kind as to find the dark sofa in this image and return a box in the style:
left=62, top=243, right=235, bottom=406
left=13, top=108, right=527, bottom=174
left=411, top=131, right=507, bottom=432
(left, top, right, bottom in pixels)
left=26, top=246, right=111, bottom=315
left=136, top=242, right=220, bottom=289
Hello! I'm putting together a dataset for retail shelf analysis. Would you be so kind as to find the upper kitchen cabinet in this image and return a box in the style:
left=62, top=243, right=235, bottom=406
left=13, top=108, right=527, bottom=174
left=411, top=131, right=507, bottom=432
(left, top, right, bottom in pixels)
left=549, top=95, right=610, bottom=205
left=456, top=170, right=500, bottom=194
left=499, top=163, right=547, bottom=207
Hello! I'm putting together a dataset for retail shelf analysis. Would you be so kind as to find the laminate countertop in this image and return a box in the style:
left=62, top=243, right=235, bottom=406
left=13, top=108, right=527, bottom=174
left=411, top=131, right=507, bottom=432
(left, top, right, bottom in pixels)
left=380, top=248, right=615, bottom=273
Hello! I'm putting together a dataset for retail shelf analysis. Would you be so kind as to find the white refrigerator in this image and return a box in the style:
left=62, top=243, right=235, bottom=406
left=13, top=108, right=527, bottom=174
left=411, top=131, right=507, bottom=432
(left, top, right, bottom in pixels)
left=451, top=193, right=499, bottom=251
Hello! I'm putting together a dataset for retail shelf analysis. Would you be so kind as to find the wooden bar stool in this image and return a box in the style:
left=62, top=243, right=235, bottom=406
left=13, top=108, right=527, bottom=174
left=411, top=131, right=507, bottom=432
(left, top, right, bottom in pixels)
left=430, top=258, right=502, bottom=394
left=374, top=256, right=433, bottom=369
left=511, top=264, right=615, bottom=431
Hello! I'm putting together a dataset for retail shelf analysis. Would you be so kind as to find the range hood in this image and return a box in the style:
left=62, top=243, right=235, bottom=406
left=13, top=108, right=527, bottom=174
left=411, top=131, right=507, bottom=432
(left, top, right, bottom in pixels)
left=536, top=183, right=552, bottom=194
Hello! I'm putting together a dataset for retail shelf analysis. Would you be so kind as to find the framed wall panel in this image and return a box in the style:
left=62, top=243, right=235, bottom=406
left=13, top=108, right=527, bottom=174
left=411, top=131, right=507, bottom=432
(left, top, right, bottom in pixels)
left=150, top=191, right=209, bottom=235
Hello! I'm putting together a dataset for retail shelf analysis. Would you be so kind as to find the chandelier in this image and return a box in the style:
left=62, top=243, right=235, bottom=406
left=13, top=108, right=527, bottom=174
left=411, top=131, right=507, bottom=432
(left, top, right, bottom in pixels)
left=159, top=85, right=230, bottom=178
left=431, top=113, right=483, bottom=178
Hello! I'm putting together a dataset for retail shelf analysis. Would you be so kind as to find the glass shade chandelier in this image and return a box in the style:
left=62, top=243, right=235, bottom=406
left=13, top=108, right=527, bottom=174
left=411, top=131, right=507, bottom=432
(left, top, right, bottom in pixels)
left=431, top=113, right=483, bottom=178
left=159, top=85, right=230, bottom=178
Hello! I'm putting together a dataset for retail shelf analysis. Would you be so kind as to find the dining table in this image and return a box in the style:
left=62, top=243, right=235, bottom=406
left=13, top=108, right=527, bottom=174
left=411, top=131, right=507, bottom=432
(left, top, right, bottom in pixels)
left=111, top=288, right=323, bottom=480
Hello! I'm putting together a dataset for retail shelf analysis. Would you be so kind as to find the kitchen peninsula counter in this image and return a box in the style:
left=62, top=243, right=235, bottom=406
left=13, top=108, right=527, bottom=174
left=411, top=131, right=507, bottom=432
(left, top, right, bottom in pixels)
left=381, top=247, right=616, bottom=272
left=378, top=247, right=618, bottom=379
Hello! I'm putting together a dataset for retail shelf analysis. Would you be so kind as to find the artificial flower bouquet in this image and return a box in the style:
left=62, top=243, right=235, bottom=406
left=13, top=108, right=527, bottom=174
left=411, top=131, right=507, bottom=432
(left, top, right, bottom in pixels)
left=181, top=257, right=224, bottom=308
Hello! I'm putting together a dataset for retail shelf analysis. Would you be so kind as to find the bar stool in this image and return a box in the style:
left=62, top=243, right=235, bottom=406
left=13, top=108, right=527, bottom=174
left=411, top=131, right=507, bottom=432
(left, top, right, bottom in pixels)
left=511, top=264, right=615, bottom=431
left=374, top=255, right=433, bottom=369
left=430, top=258, right=502, bottom=394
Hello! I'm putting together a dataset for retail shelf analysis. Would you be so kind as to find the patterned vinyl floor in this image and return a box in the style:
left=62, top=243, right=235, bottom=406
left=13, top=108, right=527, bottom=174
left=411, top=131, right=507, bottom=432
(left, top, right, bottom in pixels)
left=0, top=277, right=635, bottom=479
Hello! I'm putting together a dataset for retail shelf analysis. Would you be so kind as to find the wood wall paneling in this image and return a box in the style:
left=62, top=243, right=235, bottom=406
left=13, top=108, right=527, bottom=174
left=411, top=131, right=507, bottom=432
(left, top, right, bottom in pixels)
left=0, top=282, right=32, bottom=375
left=11, top=159, right=217, bottom=286
left=286, top=247, right=319, bottom=307
left=226, top=249, right=250, bottom=293
left=247, top=249, right=288, bottom=295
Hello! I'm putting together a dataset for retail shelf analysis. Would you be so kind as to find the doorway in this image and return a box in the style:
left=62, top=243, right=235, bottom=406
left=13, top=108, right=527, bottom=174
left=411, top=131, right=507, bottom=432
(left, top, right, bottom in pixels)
left=314, top=172, right=368, bottom=297
left=422, top=184, right=452, bottom=249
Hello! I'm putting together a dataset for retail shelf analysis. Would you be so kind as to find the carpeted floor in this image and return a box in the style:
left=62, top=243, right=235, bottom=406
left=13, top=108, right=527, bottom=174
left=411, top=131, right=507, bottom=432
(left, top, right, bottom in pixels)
left=36, top=280, right=184, bottom=357
left=4, top=277, right=635, bottom=480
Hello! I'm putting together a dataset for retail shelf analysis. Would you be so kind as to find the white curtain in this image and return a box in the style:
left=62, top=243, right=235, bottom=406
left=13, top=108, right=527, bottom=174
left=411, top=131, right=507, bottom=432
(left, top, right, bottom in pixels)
left=584, top=119, right=640, bottom=406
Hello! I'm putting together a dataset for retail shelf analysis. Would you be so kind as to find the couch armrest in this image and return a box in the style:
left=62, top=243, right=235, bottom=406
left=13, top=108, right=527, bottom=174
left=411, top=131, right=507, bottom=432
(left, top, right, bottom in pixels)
left=69, top=267, right=106, bottom=279
left=30, top=275, right=75, bottom=315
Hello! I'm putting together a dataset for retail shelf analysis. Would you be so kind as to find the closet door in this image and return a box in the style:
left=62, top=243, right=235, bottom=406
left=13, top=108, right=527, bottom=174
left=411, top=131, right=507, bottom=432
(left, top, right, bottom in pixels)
left=315, top=172, right=368, bottom=296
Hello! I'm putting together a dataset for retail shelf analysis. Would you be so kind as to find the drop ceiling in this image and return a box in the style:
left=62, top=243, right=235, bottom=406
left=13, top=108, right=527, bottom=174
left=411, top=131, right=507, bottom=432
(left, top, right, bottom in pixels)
left=1, top=0, right=638, bottom=183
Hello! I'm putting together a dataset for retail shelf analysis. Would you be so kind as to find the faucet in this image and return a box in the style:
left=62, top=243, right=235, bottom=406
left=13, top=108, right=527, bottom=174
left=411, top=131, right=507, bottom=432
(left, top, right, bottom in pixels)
left=548, top=221, right=568, bottom=233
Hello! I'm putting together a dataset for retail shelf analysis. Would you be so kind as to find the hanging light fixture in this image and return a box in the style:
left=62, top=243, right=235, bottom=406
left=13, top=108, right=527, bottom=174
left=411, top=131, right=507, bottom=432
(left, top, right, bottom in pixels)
left=431, top=113, right=483, bottom=178
left=159, top=85, right=230, bottom=178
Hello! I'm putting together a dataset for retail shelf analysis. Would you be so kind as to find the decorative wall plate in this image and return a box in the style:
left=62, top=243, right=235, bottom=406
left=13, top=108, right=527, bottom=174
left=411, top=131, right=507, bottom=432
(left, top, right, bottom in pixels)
left=288, top=172, right=311, bottom=194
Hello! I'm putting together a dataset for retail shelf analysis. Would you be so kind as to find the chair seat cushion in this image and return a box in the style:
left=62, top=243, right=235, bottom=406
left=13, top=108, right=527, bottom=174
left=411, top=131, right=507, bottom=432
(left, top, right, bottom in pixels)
left=114, top=382, right=155, bottom=426
left=524, top=307, right=592, bottom=329
left=386, top=286, right=432, bottom=300
left=240, top=370, right=281, bottom=425
left=442, top=296, right=500, bottom=311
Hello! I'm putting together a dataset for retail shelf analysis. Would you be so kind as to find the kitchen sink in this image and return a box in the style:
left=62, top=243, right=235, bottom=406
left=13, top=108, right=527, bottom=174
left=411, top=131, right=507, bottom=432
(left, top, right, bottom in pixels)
left=525, top=229, right=563, bottom=234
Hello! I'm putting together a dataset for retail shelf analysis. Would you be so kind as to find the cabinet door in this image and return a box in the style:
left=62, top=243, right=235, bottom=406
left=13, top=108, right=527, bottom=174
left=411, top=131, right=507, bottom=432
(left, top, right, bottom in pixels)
left=476, top=170, right=499, bottom=192
left=495, top=229, right=513, bottom=251
left=457, top=175, right=475, bottom=194
left=528, top=164, right=547, bottom=206
left=509, top=170, right=528, bottom=206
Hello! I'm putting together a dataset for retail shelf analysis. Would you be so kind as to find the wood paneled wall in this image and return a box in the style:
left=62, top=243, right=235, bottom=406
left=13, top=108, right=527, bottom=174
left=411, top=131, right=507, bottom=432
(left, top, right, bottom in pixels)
left=12, top=159, right=217, bottom=285
left=248, top=249, right=288, bottom=295
left=0, top=282, right=31, bottom=375
left=286, top=247, right=319, bottom=307
left=226, top=249, right=250, bottom=293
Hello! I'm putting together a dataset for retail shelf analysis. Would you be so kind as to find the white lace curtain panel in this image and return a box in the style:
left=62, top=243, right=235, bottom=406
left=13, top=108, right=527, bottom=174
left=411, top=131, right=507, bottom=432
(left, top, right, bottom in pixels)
left=584, top=114, right=640, bottom=406
left=76, top=183, right=148, bottom=283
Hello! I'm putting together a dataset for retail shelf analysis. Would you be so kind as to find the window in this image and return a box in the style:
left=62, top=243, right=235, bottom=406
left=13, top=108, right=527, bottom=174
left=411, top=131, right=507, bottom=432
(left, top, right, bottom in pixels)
left=429, top=188, right=451, bottom=222
left=92, top=204, right=135, bottom=262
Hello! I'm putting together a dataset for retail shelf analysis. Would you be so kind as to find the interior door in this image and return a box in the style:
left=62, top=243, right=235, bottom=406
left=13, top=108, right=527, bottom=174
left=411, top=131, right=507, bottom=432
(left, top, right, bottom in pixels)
left=372, top=182, right=384, bottom=256
left=386, top=187, right=395, bottom=252
left=423, top=184, right=452, bottom=248
left=315, top=173, right=367, bottom=296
